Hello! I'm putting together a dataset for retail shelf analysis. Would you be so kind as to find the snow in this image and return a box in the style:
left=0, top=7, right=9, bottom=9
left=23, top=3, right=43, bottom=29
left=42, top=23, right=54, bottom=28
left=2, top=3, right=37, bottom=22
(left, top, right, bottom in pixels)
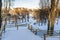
left=1, top=23, right=60, bottom=40
left=54, top=18, right=60, bottom=30
left=1, top=27, right=60, bottom=40
left=46, top=36, right=60, bottom=40
left=29, top=17, right=60, bottom=31
left=1, top=27, right=43, bottom=40
left=1, top=16, right=60, bottom=40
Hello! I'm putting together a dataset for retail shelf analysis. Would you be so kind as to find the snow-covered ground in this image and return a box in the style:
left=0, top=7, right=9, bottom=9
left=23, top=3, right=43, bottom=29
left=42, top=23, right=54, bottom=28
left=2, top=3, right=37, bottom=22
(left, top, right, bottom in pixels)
left=29, top=17, right=60, bottom=30
left=1, top=16, right=60, bottom=40
left=1, top=27, right=60, bottom=40
left=1, top=27, right=43, bottom=40
left=1, top=26, right=60, bottom=40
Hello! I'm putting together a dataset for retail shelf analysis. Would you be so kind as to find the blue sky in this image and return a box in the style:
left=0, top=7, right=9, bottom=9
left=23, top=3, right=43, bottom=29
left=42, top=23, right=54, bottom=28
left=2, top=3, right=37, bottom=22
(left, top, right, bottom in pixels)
left=12, top=0, right=39, bottom=9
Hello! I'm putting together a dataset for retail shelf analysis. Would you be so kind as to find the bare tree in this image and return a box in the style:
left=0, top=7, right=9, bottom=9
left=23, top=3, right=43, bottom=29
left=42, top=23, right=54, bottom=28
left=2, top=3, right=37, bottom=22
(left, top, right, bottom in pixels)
left=47, top=0, right=59, bottom=35
left=39, top=0, right=59, bottom=35
left=3, top=0, right=14, bottom=31
left=40, top=0, right=50, bottom=9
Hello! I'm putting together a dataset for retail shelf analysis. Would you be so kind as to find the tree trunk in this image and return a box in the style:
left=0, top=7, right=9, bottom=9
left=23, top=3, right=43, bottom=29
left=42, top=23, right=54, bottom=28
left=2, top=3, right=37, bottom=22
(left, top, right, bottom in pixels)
left=0, top=0, right=2, bottom=29
left=27, top=13, right=29, bottom=22
left=47, top=0, right=59, bottom=36
left=3, top=18, right=7, bottom=32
